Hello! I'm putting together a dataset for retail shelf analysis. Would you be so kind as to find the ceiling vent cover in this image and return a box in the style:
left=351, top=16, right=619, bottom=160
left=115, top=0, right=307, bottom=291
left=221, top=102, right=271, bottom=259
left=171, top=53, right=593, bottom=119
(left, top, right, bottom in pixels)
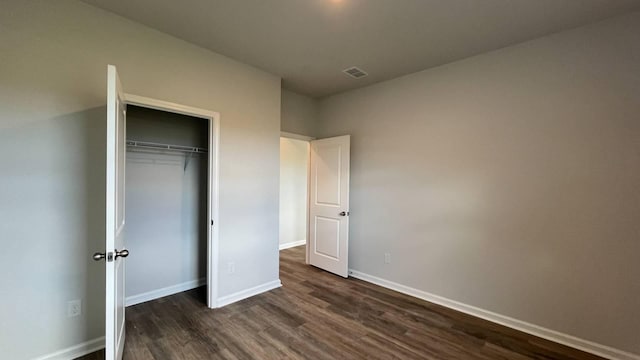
left=343, top=66, right=368, bottom=79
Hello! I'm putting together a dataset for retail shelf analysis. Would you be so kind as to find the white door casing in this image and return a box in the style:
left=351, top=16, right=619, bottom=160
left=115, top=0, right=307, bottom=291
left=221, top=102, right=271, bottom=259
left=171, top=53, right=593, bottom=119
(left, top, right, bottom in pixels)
left=122, top=93, right=220, bottom=309
left=106, top=64, right=127, bottom=360
left=308, top=135, right=351, bottom=277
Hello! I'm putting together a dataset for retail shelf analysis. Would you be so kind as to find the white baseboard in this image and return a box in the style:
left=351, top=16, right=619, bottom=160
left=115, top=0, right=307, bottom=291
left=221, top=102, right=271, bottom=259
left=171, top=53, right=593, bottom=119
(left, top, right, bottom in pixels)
left=348, top=270, right=639, bottom=360
left=216, top=279, right=282, bottom=308
left=33, top=337, right=104, bottom=360
left=279, top=240, right=306, bottom=250
left=126, top=278, right=206, bottom=307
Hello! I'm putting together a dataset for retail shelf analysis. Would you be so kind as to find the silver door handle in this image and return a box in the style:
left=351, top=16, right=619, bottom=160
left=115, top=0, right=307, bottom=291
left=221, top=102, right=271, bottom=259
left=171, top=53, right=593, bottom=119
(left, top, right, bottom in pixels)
left=339, top=211, right=349, bottom=216
left=93, top=249, right=128, bottom=262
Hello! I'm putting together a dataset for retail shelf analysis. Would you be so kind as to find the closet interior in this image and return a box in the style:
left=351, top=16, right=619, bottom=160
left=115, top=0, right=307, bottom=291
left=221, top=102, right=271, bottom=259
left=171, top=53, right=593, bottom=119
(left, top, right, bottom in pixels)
left=124, top=105, right=209, bottom=306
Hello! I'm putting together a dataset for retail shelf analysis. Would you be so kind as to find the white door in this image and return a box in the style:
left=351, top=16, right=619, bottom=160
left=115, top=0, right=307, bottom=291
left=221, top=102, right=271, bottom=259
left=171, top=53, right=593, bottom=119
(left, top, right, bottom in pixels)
left=308, top=135, right=351, bottom=277
left=101, top=64, right=128, bottom=360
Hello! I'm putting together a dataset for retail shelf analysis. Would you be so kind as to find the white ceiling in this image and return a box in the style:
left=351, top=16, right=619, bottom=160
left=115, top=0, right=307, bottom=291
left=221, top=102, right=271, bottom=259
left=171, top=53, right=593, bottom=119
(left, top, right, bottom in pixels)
left=81, top=0, right=640, bottom=98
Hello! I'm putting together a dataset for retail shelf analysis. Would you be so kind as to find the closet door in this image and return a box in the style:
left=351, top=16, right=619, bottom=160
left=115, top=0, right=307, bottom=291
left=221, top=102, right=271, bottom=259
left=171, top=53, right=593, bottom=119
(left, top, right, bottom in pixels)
left=94, top=64, right=129, bottom=360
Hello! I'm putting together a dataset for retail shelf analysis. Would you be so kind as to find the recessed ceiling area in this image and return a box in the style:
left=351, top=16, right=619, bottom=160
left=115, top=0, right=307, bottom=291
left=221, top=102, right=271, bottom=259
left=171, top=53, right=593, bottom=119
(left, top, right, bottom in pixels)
left=80, top=0, right=640, bottom=98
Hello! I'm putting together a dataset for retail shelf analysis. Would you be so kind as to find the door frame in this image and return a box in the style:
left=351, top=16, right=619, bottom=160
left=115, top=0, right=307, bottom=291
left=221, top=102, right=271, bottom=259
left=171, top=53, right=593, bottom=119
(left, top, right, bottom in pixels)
left=124, top=94, right=221, bottom=308
left=280, top=131, right=314, bottom=265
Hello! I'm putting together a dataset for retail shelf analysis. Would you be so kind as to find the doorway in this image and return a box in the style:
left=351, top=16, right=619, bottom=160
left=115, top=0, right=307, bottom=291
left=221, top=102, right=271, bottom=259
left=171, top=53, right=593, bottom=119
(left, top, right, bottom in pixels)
left=124, top=94, right=220, bottom=308
left=279, top=133, right=312, bottom=253
left=100, top=65, right=221, bottom=359
left=124, top=105, right=209, bottom=307
left=279, top=132, right=351, bottom=278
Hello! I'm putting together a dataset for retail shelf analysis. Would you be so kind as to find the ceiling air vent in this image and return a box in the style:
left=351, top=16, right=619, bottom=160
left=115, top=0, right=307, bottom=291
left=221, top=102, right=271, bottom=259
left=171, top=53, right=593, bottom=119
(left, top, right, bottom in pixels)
left=342, top=66, right=368, bottom=79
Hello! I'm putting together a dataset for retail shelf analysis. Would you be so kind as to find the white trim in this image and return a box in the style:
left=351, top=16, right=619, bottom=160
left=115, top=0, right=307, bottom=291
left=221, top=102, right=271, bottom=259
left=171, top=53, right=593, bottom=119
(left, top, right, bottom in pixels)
left=125, top=278, right=206, bottom=307
left=207, top=107, right=221, bottom=309
left=281, top=131, right=315, bottom=141
left=32, top=337, right=105, bottom=360
left=124, top=94, right=218, bottom=119
left=348, top=270, right=640, bottom=360
left=123, top=93, right=220, bottom=310
left=305, top=139, right=311, bottom=265
left=279, top=240, right=306, bottom=250
left=216, top=280, right=282, bottom=308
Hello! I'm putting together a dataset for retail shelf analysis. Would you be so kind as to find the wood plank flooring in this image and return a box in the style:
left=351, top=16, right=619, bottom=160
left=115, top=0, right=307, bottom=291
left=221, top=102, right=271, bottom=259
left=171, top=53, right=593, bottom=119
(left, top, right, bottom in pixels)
left=79, top=246, right=602, bottom=360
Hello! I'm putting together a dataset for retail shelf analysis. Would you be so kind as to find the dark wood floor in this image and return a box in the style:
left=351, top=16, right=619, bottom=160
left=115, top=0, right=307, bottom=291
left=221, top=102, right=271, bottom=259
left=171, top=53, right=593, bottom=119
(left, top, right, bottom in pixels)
left=79, top=246, right=602, bottom=360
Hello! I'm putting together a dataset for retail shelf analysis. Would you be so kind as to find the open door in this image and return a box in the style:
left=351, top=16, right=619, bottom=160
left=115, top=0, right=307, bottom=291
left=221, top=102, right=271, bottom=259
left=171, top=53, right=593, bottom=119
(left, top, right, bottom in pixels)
left=308, top=135, right=350, bottom=277
left=93, top=65, right=128, bottom=360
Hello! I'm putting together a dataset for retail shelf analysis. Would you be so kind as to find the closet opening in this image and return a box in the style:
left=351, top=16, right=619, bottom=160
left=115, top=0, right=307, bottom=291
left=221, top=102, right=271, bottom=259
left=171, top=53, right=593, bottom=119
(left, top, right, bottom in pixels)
left=123, top=103, right=216, bottom=307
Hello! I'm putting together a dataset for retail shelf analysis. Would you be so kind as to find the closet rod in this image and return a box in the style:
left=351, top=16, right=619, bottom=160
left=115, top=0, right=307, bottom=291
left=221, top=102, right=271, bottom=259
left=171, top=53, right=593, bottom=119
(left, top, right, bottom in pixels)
left=126, top=140, right=208, bottom=154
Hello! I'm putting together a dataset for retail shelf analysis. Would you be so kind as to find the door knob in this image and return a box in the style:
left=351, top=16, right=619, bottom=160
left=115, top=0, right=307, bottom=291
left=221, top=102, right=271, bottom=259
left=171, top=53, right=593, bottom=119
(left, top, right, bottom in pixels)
left=93, top=249, right=128, bottom=262
left=339, top=211, right=349, bottom=216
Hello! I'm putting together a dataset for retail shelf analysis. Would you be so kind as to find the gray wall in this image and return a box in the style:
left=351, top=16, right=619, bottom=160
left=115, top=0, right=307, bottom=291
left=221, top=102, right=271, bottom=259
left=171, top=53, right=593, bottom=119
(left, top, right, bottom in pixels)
left=281, top=89, right=319, bottom=137
left=0, top=1, right=280, bottom=359
left=127, top=106, right=209, bottom=147
left=125, top=107, right=208, bottom=302
left=318, top=12, right=640, bottom=355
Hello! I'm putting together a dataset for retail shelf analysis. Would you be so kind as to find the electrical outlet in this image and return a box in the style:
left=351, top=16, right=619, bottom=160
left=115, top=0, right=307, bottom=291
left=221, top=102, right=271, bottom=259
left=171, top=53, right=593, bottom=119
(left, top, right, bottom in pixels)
left=227, top=262, right=235, bottom=274
left=384, top=253, right=391, bottom=264
left=67, top=299, right=81, bottom=317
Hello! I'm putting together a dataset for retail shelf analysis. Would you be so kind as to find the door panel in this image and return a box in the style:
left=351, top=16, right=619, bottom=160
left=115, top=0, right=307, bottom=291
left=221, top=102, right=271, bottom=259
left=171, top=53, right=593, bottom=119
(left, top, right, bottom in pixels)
left=106, top=64, right=127, bottom=360
left=308, top=135, right=350, bottom=277
left=314, top=216, right=340, bottom=259
left=315, top=145, right=342, bottom=205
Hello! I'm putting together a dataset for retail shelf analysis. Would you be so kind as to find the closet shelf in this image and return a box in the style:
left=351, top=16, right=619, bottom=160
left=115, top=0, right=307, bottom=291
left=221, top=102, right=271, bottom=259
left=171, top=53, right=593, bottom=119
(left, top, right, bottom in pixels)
left=126, top=140, right=208, bottom=154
